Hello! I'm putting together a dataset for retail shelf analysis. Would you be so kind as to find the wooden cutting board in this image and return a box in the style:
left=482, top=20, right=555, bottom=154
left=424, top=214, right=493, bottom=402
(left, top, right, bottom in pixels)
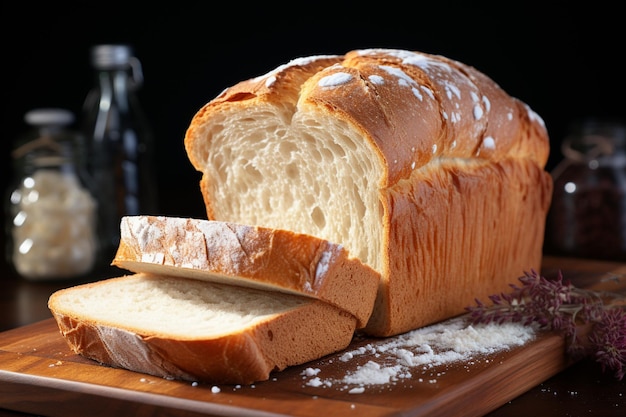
left=1, top=257, right=625, bottom=417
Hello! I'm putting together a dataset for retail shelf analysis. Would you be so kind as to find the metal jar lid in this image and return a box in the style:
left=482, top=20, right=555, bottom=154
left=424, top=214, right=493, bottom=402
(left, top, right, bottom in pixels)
left=90, top=44, right=133, bottom=69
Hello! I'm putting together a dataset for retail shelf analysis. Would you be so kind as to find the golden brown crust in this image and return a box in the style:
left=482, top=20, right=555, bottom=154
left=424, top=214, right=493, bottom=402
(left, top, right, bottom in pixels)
left=49, top=274, right=358, bottom=384
left=112, top=216, right=379, bottom=328
left=367, top=158, right=553, bottom=335
left=186, top=49, right=549, bottom=187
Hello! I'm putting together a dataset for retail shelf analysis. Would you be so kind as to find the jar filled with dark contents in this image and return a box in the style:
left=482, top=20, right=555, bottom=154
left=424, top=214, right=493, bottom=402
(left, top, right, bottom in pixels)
left=545, top=120, right=626, bottom=261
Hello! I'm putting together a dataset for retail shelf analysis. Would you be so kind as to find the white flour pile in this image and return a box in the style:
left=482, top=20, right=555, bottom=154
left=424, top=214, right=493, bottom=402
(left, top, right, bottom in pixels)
left=301, top=316, right=537, bottom=393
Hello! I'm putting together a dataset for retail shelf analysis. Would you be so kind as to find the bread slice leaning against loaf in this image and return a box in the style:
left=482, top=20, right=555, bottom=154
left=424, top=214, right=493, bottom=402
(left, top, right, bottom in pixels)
left=48, top=274, right=357, bottom=384
left=184, top=48, right=554, bottom=337
left=111, top=215, right=380, bottom=327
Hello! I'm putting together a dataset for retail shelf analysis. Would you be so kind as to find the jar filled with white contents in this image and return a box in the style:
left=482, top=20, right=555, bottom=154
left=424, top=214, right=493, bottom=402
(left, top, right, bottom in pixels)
left=5, top=108, right=98, bottom=280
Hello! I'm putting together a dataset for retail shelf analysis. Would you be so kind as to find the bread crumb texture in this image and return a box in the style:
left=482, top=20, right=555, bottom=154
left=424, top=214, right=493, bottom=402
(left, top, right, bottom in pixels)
left=51, top=275, right=307, bottom=337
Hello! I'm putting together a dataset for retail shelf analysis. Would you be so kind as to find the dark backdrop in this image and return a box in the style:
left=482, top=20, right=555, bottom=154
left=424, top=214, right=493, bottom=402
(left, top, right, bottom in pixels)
left=2, top=1, right=624, bottom=263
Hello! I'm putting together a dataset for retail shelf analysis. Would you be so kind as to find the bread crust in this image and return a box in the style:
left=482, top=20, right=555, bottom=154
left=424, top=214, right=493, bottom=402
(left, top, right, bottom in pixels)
left=112, top=216, right=379, bottom=328
left=367, top=158, right=552, bottom=334
left=186, top=49, right=549, bottom=188
left=183, top=48, right=553, bottom=336
left=49, top=274, right=357, bottom=384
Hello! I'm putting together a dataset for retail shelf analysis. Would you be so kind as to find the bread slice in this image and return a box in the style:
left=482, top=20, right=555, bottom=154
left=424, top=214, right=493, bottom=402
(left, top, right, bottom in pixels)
left=184, top=48, right=553, bottom=336
left=48, top=273, right=357, bottom=384
left=111, top=215, right=380, bottom=328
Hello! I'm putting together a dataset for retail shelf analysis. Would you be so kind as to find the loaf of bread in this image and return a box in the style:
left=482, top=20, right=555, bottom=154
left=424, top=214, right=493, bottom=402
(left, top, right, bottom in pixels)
left=184, top=48, right=553, bottom=336
left=48, top=273, right=357, bottom=384
left=111, top=215, right=380, bottom=327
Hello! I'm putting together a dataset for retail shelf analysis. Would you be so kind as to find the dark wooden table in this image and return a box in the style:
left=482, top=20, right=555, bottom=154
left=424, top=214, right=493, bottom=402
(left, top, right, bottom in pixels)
left=0, top=256, right=624, bottom=416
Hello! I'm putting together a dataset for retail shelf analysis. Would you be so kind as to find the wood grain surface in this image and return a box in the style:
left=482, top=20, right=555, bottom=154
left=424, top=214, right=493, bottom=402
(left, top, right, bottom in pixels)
left=1, top=256, right=624, bottom=417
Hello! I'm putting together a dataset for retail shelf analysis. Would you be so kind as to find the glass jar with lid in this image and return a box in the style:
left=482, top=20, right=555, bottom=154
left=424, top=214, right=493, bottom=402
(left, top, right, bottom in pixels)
left=545, top=119, right=626, bottom=261
left=5, top=108, right=98, bottom=280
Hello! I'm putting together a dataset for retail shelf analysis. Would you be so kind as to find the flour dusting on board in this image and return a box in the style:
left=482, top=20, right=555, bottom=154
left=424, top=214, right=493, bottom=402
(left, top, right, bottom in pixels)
left=300, top=316, right=536, bottom=393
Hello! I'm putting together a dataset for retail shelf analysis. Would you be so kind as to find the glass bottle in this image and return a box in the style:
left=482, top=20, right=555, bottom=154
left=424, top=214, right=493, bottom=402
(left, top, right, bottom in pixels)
left=82, top=44, right=158, bottom=264
left=545, top=119, right=626, bottom=261
left=5, top=108, right=98, bottom=280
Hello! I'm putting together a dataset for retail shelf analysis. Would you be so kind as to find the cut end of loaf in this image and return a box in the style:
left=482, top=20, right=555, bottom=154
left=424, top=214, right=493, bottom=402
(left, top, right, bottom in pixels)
left=192, top=105, right=386, bottom=273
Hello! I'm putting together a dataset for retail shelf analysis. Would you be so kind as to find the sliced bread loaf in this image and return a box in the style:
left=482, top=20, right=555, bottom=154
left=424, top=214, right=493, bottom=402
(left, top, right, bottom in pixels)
left=111, top=215, right=380, bottom=328
left=184, top=48, right=553, bottom=336
left=48, top=273, right=357, bottom=384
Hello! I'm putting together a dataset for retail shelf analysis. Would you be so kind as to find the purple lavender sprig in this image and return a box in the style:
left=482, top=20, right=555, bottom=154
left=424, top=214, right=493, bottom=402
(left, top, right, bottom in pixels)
left=466, top=269, right=626, bottom=380
left=587, top=307, right=626, bottom=380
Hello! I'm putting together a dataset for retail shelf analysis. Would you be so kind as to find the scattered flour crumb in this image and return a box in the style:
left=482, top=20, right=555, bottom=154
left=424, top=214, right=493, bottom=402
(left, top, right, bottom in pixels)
left=300, top=316, right=536, bottom=393
left=305, top=377, right=325, bottom=388
left=302, top=367, right=321, bottom=377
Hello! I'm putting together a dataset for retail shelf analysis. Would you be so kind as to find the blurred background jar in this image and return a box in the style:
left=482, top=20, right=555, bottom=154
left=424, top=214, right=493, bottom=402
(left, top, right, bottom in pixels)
left=545, top=119, right=626, bottom=261
left=82, top=44, right=158, bottom=264
left=5, top=108, right=98, bottom=280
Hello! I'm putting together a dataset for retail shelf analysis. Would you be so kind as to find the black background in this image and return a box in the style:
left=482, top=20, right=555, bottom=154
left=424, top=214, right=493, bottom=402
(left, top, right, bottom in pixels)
left=2, top=1, right=624, bottom=248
